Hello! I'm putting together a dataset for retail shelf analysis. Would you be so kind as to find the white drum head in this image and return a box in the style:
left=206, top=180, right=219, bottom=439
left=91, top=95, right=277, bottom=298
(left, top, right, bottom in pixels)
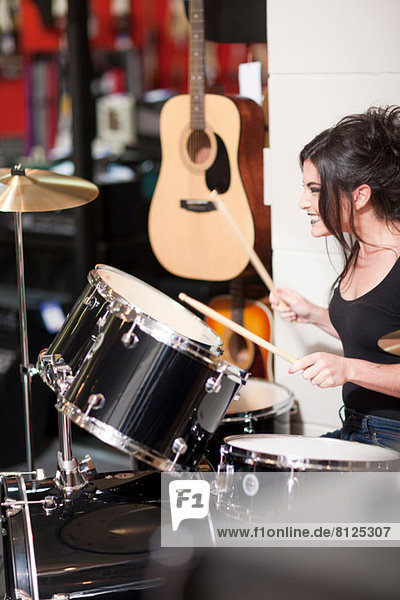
left=226, top=379, right=292, bottom=415
left=225, top=434, right=400, bottom=468
left=95, top=265, right=220, bottom=348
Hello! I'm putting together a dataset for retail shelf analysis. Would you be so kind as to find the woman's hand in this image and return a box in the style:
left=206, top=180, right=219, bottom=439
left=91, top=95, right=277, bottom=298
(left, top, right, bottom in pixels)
left=269, top=288, right=316, bottom=323
left=269, top=289, right=339, bottom=338
left=289, top=352, right=351, bottom=388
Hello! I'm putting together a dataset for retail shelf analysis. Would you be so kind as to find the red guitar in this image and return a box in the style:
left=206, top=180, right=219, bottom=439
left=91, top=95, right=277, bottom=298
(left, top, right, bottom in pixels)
left=206, top=278, right=273, bottom=379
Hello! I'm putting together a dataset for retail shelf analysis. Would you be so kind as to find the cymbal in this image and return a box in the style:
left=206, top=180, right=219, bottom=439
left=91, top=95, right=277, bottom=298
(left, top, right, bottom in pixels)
left=0, top=165, right=99, bottom=213
left=378, top=330, right=400, bottom=356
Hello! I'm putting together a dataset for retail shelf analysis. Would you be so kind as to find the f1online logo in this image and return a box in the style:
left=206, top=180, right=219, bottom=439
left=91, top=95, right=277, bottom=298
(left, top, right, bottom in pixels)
left=169, top=480, right=210, bottom=531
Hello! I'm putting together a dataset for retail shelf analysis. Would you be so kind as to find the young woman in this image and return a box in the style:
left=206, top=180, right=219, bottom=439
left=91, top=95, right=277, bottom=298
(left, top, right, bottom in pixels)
left=270, top=105, right=400, bottom=450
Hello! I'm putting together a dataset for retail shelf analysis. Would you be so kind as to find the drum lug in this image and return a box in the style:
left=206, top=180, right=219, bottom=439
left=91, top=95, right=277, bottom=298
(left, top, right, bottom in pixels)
left=84, top=393, right=106, bottom=416
left=215, top=463, right=235, bottom=507
left=205, top=376, right=221, bottom=394
left=243, top=416, right=254, bottom=434
left=121, top=319, right=141, bottom=349
left=121, top=331, right=139, bottom=348
left=84, top=289, right=100, bottom=310
left=168, top=437, right=188, bottom=471
left=205, top=363, right=228, bottom=394
left=287, top=470, right=299, bottom=500
left=97, top=306, right=113, bottom=330
left=97, top=300, right=129, bottom=330
left=86, top=332, right=105, bottom=361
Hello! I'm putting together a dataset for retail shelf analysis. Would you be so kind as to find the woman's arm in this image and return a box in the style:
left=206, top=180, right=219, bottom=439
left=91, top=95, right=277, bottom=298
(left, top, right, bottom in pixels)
left=289, top=352, right=400, bottom=397
left=269, top=288, right=340, bottom=339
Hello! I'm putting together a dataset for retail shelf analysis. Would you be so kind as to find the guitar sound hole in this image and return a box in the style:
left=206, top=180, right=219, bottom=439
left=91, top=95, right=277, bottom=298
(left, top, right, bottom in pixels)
left=187, top=130, right=211, bottom=164
left=228, top=333, right=252, bottom=367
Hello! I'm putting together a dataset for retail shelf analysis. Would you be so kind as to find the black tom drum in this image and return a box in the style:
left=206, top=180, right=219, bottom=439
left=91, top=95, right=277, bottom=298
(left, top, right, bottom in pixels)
left=37, top=264, right=222, bottom=392
left=57, top=301, right=247, bottom=471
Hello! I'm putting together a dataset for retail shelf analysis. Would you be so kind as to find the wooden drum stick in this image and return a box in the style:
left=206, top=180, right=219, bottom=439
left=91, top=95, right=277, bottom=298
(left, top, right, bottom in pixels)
left=179, top=292, right=298, bottom=365
left=210, top=189, right=277, bottom=296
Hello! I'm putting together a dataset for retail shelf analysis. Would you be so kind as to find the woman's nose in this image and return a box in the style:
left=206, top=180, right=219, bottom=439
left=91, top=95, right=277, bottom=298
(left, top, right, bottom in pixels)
left=299, top=190, right=311, bottom=210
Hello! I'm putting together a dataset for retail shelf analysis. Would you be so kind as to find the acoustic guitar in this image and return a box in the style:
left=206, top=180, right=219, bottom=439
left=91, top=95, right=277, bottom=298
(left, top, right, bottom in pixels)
left=148, top=0, right=269, bottom=281
left=206, top=278, right=273, bottom=379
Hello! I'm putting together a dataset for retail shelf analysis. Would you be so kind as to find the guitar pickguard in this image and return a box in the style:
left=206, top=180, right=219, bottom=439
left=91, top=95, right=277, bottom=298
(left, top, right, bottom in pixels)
left=205, top=134, right=230, bottom=194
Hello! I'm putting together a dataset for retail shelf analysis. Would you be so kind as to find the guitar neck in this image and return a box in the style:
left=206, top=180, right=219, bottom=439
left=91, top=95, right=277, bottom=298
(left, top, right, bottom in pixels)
left=189, top=0, right=205, bottom=130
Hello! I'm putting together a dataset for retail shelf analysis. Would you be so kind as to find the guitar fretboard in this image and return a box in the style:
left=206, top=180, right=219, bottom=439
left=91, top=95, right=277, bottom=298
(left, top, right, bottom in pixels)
left=189, top=0, right=205, bottom=131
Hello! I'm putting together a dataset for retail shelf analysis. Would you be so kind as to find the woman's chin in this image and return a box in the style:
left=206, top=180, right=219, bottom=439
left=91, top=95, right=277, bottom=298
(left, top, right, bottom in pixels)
left=310, top=223, right=330, bottom=237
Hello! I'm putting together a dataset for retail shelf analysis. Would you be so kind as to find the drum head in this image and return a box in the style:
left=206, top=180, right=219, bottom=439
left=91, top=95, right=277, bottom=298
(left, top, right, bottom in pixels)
left=223, top=434, right=400, bottom=470
left=92, top=265, right=222, bottom=351
left=61, top=503, right=160, bottom=553
left=225, top=380, right=293, bottom=418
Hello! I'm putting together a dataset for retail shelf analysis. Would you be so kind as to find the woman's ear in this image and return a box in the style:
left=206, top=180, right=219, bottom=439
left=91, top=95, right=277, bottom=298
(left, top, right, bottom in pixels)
left=352, top=184, right=371, bottom=211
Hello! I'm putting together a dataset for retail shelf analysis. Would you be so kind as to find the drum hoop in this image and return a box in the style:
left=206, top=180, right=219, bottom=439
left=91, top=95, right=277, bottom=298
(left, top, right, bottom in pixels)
left=89, top=269, right=222, bottom=361
left=92, top=301, right=248, bottom=377
left=89, top=265, right=223, bottom=355
left=2, top=475, right=40, bottom=600
left=88, top=267, right=132, bottom=310
left=222, top=434, right=400, bottom=471
left=59, top=401, right=188, bottom=472
left=133, top=318, right=223, bottom=366
left=223, top=392, right=294, bottom=423
left=228, top=365, right=249, bottom=386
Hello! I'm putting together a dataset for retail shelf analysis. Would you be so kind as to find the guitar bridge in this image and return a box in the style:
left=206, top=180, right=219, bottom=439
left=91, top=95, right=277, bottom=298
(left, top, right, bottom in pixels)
left=180, top=200, right=216, bottom=213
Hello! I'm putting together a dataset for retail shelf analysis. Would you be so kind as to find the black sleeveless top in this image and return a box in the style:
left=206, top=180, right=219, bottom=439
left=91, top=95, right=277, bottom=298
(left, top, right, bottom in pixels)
left=329, top=257, right=400, bottom=419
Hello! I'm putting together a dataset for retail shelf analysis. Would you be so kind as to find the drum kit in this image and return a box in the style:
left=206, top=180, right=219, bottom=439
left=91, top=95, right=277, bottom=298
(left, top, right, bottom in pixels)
left=1, top=167, right=400, bottom=599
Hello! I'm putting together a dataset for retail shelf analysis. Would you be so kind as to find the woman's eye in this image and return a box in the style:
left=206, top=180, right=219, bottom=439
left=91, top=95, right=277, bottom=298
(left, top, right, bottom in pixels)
left=310, top=187, right=320, bottom=194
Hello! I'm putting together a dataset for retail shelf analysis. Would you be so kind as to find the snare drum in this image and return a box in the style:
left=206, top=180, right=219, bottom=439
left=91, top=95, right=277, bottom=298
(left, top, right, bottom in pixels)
left=216, top=434, right=400, bottom=523
left=38, top=264, right=222, bottom=391
left=57, top=301, right=247, bottom=471
left=206, top=380, right=293, bottom=467
left=220, top=434, right=400, bottom=472
left=1, top=470, right=164, bottom=600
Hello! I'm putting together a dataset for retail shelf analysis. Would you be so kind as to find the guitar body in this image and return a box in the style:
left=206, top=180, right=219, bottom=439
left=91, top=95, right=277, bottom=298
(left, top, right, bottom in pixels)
left=206, top=294, right=273, bottom=379
left=148, top=93, right=267, bottom=281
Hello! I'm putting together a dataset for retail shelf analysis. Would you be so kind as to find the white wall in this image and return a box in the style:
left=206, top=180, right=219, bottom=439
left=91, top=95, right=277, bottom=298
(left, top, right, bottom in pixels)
left=267, top=0, right=400, bottom=434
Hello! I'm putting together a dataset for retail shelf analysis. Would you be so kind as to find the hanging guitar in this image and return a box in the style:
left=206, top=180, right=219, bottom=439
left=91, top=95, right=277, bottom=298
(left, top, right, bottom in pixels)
left=205, top=277, right=273, bottom=379
left=148, top=0, right=269, bottom=281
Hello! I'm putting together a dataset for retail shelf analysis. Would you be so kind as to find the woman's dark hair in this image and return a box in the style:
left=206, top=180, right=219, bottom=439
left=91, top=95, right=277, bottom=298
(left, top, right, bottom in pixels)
left=300, top=105, right=400, bottom=283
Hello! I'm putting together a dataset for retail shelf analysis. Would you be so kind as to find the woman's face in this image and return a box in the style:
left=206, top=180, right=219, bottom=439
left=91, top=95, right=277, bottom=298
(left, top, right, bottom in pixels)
left=299, top=159, right=330, bottom=237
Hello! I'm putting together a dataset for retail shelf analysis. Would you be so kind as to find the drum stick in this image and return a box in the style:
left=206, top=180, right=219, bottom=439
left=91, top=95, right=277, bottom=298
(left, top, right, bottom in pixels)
left=210, top=190, right=281, bottom=301
left=179, top=292, right=298, bottom=365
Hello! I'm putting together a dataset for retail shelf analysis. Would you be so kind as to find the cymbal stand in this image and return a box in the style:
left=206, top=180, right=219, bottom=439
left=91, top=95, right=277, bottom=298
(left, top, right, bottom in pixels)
left=14, top=208, right=35, bottom=472
left=0, top=163, right=99, bottom=477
